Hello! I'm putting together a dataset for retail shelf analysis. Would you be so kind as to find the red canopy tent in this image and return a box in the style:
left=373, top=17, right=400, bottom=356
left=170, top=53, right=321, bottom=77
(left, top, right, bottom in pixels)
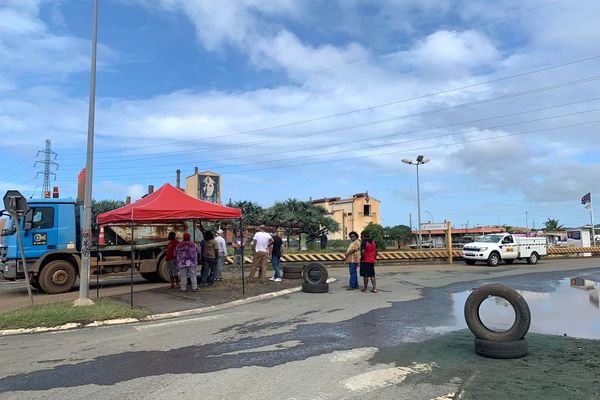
left=97, top=183, right=241, bottom=224
left=96, top=183, right=244, bottom=305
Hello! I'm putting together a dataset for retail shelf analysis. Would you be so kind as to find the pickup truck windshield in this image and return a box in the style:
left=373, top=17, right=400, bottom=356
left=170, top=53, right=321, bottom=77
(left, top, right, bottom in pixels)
left=476, top=234, right=503, bottom=243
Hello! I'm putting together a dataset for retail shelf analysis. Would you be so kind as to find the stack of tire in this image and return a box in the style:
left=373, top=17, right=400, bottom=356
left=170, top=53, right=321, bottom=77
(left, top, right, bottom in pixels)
left=282, top=265, right=303, bottom=279
left=464, top=284, right=531, bottom=359
left=301, top=262, right=329, bottom=293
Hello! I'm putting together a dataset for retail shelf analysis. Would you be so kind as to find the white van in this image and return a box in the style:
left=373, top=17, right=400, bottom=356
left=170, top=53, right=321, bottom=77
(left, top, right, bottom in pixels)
left=462, top=233, right=547, bottom=266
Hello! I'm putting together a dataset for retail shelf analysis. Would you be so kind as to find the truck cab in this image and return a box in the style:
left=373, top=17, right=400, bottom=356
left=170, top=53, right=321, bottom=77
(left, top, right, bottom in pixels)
left=1, top=199, right=78, bottom=283
left=462, top=233, right=547, bottom=267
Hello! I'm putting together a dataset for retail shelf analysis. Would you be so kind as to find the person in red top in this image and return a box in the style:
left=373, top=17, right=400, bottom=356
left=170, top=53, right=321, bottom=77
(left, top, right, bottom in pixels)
left=165, top=231, right=180, bottom=289
left=360, top=231, right=378, bottom=293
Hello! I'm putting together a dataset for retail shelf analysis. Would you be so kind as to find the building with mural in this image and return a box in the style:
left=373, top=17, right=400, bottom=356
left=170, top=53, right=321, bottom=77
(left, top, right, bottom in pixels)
left=185, top=167, right=222, bottom=204
left=311, top=192, right=380, bottom=240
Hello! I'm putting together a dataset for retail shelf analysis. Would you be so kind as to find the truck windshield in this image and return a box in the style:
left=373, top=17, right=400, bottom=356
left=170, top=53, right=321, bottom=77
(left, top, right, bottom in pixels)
left=476, top=234, right=503, bottom=243
left=1, top=216, right=15, bottom=236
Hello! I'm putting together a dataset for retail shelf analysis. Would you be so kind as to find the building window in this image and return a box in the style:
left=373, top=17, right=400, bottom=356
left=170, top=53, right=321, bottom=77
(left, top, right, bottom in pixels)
left=363, top=205, right=371, bottom=216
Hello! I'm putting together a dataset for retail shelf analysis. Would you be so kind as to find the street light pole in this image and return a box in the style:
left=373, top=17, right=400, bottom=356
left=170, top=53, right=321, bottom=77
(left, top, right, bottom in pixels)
left=76, top=0, right=99, bottom=306
left=402, top=155, right=430, bottom=251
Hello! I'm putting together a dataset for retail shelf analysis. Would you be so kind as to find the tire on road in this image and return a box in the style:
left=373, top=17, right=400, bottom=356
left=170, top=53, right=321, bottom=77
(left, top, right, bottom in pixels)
left=303, top=262, right=328, bottom=284
left=302, top=282, right=329, bottom=293
left=527, top=252, right=539, bottom=265
left=474, top=338, right=528, bottom=359
left=487, top=252, right=501, bottom=267
left=157, top=254, right=171, bottom=282
left=282, top=265, right=303, bottom=274
left=140, top=272, right=162, bottom=282
left=29, top=276, right=41, bottom=290
left=504, top=259, right=514, bottom=264
left=39, top=259, right=77, bottom=294
left=283, top=271, right=302, bottom=279
left=464, top=259, right=476, bottom=265
left=464, top=284, right=531, bottom=341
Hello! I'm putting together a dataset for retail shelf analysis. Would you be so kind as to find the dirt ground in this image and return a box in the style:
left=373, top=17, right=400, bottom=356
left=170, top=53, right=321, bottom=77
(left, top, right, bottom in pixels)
left=107, top=275, right=302, bottom=314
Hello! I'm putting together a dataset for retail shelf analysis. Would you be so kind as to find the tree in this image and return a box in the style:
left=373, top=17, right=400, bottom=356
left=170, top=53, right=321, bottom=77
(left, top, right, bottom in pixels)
left=227, top=200, right=266, bottom=226
left=544, top=218, right=564, bottom=231
left=265, top=199, right=340, bottom=248
left=362, top=222, right=386, bottom=251
left=91, top=199, right=124, bottom=224
left=383, top=224, right=414, bottom=246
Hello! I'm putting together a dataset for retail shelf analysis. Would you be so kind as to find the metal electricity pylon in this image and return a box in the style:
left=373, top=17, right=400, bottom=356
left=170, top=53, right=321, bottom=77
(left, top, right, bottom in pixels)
left=34, top=139, right=58, bottom=198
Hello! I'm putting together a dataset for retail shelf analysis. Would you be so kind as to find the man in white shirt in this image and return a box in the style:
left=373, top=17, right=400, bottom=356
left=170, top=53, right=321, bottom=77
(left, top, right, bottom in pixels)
left=215, top=229, right=227, bottom=281
left=248, top=225, right=273, bottom=283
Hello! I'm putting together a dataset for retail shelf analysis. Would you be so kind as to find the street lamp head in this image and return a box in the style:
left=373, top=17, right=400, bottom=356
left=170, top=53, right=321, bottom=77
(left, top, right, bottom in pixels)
left=416, top=155, right=424, bottom=162
left=420, top=157, right=430, bottom=164
left=401, top=159, right=413, bottom=165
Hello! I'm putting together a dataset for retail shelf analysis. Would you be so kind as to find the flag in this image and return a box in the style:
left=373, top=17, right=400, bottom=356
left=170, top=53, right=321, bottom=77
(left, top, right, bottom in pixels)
left=581, top=192, right=592, bottom=209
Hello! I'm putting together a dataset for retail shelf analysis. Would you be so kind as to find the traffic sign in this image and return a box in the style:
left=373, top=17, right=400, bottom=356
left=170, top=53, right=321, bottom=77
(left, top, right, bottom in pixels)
left=421, top=223, right=448, bottom=230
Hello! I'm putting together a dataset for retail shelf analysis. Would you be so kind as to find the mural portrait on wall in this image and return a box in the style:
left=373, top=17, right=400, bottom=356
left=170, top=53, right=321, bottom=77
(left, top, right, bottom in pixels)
left=200, top=174, right=220, bottom=203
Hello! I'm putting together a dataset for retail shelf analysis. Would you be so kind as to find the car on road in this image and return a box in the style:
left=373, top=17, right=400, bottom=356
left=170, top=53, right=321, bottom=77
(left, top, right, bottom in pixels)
left=462, top=233, right=547, bottom=266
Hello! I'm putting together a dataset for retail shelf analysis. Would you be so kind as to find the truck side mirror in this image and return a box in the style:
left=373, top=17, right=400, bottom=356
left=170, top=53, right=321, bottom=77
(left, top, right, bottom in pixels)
left=23, top=209, right=33, bottom=231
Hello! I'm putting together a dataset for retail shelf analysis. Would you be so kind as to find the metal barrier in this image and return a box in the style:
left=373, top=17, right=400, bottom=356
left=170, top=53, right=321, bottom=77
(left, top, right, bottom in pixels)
left=226, top=246, right=600, bottom=265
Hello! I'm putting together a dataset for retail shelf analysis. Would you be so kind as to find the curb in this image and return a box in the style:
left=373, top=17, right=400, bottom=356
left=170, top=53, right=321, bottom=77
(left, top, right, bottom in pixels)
left=0, top=278, right=337, bottom=336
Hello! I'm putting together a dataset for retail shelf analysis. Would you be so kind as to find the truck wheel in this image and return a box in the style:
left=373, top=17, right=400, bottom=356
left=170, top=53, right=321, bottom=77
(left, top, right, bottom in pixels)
left=157, top=256, right=171, bottom=282
left=465, top=259, right=476, bottom=265
left=464, top=284, right=531, bottom=341
left=474, top=338, right=528, bottom=359
left=527, top=252, right=539, bottom=265
left=39, top=260, right=77, bottom=294
left=487, top=252, right=500, bottom=267
left=504, top=259, right=514, bottom=264
left=29, top=276, right=41, bottom=290
left=140, top=272, right=161, bottom=282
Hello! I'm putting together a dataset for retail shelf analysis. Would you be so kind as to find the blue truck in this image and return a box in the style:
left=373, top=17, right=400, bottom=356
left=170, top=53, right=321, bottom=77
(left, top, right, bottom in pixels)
left=1, top=197, right=175, bottom=293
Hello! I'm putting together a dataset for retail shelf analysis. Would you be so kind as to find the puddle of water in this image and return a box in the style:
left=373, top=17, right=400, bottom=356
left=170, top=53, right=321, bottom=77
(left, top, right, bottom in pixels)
left=451, top=277, right=600, bottom=339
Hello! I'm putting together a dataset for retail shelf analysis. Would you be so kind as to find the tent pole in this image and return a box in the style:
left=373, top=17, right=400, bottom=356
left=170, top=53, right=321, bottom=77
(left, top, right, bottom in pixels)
left=240, top=218, right=245, bottom=296
left=130, top=222, right=134, bottom=308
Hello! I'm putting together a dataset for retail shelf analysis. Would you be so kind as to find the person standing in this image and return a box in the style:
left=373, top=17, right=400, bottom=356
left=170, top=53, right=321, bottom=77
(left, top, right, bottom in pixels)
left=359, top=231, right=378, bottom=293
left=269, top=231, right=284, bottom=282
left=176, top=232, right=198, bottom=292
left=248, top=225, right=273, bottom=283
left=215, top=229, right=227, bottom=281
left=165, top=231, right=180, bottom=289
left=202, top=231, right=218, bottom=285
left=344, top=231, right=361, bottom=290
left=232, top=229, right=245, bottom=271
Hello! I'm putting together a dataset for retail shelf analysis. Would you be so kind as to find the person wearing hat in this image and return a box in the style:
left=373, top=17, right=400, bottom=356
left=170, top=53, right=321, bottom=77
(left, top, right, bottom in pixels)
left=215, top=229, right=227, bottom=281
left=175, top=232, right=199, bottom=292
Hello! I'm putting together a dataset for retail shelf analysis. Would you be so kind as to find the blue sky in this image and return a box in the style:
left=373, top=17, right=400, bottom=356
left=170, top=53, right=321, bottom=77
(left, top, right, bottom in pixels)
left=1, top=0, right=600, bottom=229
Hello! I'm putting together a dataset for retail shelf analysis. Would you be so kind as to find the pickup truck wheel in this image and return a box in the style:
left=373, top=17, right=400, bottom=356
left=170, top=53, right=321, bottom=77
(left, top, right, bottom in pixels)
left=504, top=259, right=514, bottom=264
left=527, top=252, right=539, bottom=265
left=487, top=252, right=501, bottom=267
left=465, top=259, right=476, bottom=265
left=39, top=260, right=77, bottom=294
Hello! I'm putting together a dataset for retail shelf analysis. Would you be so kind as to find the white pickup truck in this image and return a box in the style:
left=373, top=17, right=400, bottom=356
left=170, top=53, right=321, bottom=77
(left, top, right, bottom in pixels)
left=462, top=233, right=547, bottom=266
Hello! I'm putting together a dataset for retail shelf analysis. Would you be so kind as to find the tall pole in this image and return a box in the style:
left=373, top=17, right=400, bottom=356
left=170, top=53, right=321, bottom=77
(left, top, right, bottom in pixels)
left=77, top=0, right=99, bottom=306
left=590, top=196, right=596, bottom=246
left=525, top=210, right=529, bottom=237
left=11, top=212, right=34, bottom=305
left=416, top=163, right=422, bottom=250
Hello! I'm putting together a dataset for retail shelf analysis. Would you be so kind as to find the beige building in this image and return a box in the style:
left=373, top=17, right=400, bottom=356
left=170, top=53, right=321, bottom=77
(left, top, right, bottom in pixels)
left=185, top=167, right=222, bottom=204
left=312, top=192, right=381, bottom=240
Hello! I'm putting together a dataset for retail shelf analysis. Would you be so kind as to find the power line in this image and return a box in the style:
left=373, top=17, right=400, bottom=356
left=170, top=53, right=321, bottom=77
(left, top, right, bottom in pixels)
left=92, top=117, right=600, bottom=181
left=84, top=96, right=600, bottom=173
left=92, top=107, right=600, bottom=178
left=57, top=73, right=600, bottom=168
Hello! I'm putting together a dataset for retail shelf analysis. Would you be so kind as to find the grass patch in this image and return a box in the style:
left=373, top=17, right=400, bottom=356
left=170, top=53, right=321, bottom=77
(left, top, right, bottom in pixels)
left=0, top=299, right=149, bottom=330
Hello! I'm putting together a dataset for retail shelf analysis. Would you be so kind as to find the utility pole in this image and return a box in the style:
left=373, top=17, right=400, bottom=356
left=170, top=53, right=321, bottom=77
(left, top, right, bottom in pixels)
left=525, top=210, right=529, bottom=237
left=76, top=0, right=99, bottom=307
left=34, top=139, right=58, bottom=198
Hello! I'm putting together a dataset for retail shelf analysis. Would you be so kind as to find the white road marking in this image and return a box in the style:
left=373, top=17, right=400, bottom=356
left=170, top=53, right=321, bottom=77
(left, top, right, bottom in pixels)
left=342, top=362, right=435, bottom=392
left=134, top=315, right=223, bottom=331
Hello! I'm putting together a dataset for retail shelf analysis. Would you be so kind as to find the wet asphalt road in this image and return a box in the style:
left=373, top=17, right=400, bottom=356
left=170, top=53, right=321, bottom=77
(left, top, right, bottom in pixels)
left=0, top=258, right=598, bottom=399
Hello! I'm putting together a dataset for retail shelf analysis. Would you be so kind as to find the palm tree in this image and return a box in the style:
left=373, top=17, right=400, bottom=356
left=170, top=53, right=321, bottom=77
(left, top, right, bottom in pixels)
left=543, top=218, right=564, bottom=231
